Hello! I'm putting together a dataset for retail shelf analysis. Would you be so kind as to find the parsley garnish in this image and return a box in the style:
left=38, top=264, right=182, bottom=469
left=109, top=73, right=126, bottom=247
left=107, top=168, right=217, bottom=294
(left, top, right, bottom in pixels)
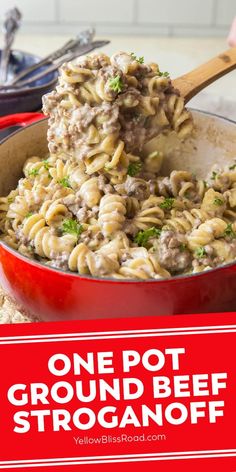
left=131, top=53, right=144, bottom=64
left=7, top=197, right=14, bottom=204
left=179, top=243, right=187, bottom=252
left=28, top=168, right=39, bottom=177
left=108, top=75, right=124, bottom=93
left=223, top=223, right=236, bottom=239
left=127, top=162, right=142, bottom=177
left=211, top=171, right=218, bottom=180
left=213, top=198, right=224, bottom=206
left=159, top=71, right=170, bottom=78
left=203, top=180, right=208, bottom=188
left=134, top=227, right=161, bottom=247
left=25, top=212, right=33, bottom=218
left=229, top=164, right=236, bottom=170
left=62, top=219, right=83, bottom=238
left=160, top=198, right=175, bottom=210
left=58, top=177, right=71, bottom=188
left=43, top=160, right=51, bottom=171
left=195, top=247, right=207, bottom=258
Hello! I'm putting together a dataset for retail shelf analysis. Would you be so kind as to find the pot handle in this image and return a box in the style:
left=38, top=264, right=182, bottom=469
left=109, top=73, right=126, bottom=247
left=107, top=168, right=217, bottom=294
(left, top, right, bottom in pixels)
left=0, top=112, right=45, bottom=130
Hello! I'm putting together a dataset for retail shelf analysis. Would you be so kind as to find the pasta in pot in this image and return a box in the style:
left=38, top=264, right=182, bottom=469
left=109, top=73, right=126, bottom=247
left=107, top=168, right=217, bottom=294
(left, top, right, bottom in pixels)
left=1, top=51, right=236, bottom=279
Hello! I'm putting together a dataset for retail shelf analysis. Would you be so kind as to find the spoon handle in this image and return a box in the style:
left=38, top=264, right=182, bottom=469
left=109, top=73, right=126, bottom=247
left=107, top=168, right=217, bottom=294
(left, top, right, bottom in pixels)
left=8, top=28, right=95, bottom=86
left=173, top=48, right=236, bottom=103
left=0, top=44, right=11, bottom=84
left=0, top=40, right=110, bottom=91
left=0, top=8, right=22, bottom=84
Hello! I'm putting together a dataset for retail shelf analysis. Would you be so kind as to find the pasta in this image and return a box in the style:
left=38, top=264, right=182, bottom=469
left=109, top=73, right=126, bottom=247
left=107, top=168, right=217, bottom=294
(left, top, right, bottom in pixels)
left=1, top=51, right=236, bottom=280
left=98, top=194, right=126, bottom=236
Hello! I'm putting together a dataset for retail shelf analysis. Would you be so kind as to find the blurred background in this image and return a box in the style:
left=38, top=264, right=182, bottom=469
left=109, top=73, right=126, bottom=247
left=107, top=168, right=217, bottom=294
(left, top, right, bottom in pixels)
left=0, top=0, right=234, bottom=37
left=0, top=0, right=235, bottom=117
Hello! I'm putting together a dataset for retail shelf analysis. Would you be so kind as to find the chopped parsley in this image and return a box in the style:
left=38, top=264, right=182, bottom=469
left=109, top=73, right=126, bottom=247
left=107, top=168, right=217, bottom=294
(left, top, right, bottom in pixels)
left=127, top=162, right=142, bottom=177
left=159, top=71, right=170, bottom=78
left=213, top=198, right=224, bottom=206
left=58, top=177, right=71, bottom=188
left=134, top=227, right=162, bottom=247
left=28, top=168, right=39, bottom=177
left=62, top=219, right=83, bottom=238
left=203, top=180, right=208, bottom=188
left=229, top=164, right=236, bottom=170
left=160, top=197, right=175, bottom=210
left=43, top=160, right=51, bottom=171
left=223, top=223, right=236, bottom=239
left=195, top=247, right=207, bottom=258
left=108, top=75, right=124, bottom=93
left=211, top=171, right=218, bottom=180
left=179, top=243, right=187, bottom=252
left=25, top=212, right=33, bottom=218
left=7, top=197, right=14, bottom=204
left=131, top=52, right=144, bottom=64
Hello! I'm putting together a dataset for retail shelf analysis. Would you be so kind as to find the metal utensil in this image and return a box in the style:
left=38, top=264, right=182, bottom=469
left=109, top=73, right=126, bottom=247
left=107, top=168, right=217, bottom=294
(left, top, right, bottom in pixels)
left=0, top=7, right=22, bottom=84
left=0, top=40, right=110, bottom=91
left=7, top=27, right=95, bottom=86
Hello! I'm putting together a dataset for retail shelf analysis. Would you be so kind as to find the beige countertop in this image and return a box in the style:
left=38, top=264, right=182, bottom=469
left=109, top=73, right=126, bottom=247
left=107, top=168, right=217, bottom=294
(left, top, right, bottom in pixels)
left=1, top=35, right=235, bottom=95
left=1, top=34, right=235, bottom=119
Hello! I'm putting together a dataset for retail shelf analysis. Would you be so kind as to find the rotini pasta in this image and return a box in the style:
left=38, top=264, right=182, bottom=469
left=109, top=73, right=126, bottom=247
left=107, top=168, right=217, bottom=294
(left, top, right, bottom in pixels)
left=1, top=52, right=236, bottom=279
left=98, top=194, right=126, bottom=236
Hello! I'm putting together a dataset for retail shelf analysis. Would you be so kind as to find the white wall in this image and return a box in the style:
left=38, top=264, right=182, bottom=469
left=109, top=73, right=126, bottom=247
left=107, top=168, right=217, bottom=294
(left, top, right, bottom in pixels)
left=0, top=0, right=234, bottom=36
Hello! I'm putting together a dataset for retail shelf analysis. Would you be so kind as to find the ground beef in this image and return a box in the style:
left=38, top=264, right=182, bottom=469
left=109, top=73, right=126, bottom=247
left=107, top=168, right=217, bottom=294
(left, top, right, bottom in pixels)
left=62, top=194, right=82, bottom=217
left=157, top=177, right=173, bottom=197
left=123, top=220, right=138, bottom=236
left=99, top=102, right=120, bottom=135
left=157, top=231, right=192, bottom=272
left=91, top=253, right=119, bottom=276
left=98, top=175, right=114, bottom=194
left=49, top=252, right=69, bottom=271
left=115, top=176, right=150, bottom=201
left=70, top=104, right=98, bottom=132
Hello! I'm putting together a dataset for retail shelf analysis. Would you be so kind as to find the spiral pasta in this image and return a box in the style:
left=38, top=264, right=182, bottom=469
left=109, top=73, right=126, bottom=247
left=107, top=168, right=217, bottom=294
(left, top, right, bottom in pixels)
left=79, top=177, right=102, bottom=208
left=68, top=243, right=119, bottom=276
left=133, top=196, right=164, bottom=231
left=1, top=52, right=236, bottom=279
left=187, top=218, right=228, bottom=250
left=118, top=248, right=170, bottom=280
left=98, top=194, right=126, bottom=236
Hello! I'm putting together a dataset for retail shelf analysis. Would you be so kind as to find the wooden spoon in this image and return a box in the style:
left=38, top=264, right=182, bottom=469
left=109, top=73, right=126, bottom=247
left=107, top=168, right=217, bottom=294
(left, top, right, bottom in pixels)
left=173, top=48, right=236, bottom=103
left=142, top=48, right=236, bottom=155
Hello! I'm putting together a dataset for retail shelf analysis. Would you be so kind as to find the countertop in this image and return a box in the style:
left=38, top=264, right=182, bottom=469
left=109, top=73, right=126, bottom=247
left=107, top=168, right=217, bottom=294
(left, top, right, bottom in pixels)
left=1, top=34, right=235, bottom=119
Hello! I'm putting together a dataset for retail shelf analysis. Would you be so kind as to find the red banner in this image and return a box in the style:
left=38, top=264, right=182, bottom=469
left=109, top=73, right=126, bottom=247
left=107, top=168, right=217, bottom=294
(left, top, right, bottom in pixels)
left=0, top=312, right=236, bottom=471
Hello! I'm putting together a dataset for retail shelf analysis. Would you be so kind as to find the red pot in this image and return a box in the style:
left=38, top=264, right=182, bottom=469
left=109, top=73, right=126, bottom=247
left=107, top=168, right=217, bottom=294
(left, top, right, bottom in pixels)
left=0, top=111, right=236, bottom=321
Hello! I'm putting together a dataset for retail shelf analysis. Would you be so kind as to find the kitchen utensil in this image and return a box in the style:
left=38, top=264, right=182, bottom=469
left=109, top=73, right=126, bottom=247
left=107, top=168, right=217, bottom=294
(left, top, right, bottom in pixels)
left=173, top=48, right=236, bottom=103
left=0, top=50, right=58, bottom=116
left=0, top=40, right=110, bottom=91
left=0, top=111, right=235, bottom=321
left=144, top=48, right=236, bottom=153
left=0, top=7, right=22, bottom=84
left=5, top=28, right=95, bottom=87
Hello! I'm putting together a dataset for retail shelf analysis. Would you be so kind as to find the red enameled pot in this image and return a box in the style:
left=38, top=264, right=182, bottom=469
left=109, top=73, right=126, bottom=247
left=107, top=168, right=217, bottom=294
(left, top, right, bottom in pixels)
left=0, top=111, right=236, bottom=321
